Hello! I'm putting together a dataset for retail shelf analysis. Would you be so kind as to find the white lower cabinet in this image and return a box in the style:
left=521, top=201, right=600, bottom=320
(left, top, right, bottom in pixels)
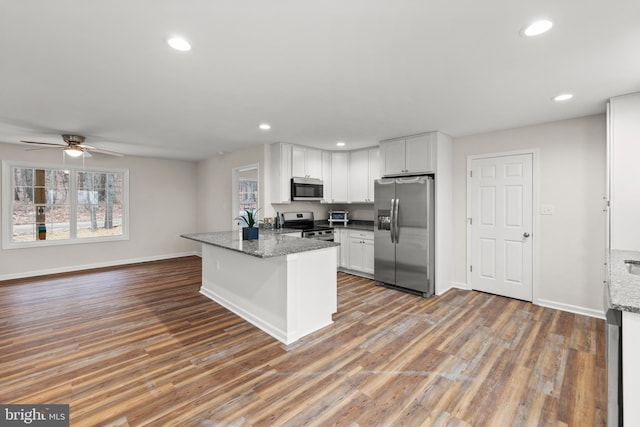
left=338, top=229, right=374, bottom=276
left=334, top=227, right=341, bottom=266
left=339, top=229, right=350, bottom=268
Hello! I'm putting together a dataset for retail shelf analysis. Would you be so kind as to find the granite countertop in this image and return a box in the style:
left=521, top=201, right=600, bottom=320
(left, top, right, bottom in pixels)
left=181, top=229, right=339, bottom=259
left=608, top=249, right=640, bottom=313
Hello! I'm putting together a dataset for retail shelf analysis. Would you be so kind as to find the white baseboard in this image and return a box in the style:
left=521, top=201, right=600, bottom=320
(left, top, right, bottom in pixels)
left=451, top=281, right=469, bottom=290
left=0, top=251, right=200, bottom=281
left=439, top=281, right=604, bottom=319
left=436, top=281, right=467, bottom=296
left=537, top=298, right=605, bottom=319
left=337, top=267, right=374, bottom=280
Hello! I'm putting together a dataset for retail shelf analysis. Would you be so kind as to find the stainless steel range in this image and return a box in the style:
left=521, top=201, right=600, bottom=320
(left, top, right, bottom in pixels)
left=282, top=212, right=334, bottom=241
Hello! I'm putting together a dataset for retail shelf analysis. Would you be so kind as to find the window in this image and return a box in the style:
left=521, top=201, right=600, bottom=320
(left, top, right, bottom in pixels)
left=2, top=161, right=129, bottom=248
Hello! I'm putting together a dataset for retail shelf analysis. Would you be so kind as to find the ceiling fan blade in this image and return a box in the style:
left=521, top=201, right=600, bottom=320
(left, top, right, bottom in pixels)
left=25, top=146, right=63, bottom=151
left=21, top=140, right=66, bottom=147
left=87, top=147, right=124, bottom=157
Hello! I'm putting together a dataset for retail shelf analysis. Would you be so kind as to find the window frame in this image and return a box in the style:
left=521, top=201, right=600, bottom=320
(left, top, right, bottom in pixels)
left=2, top=160, right=130, bottom=249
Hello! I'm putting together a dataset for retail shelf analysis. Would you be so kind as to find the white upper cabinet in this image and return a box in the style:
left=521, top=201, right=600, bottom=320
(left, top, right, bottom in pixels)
left=270, top=142, right=292, bottom=203
left=330, top=152, right=349, bottom=203
left=381, top=133, right=435, bottom=176
left=270, top=142, right=380, bottom=205
left=321, top=151, right=332, bottom=203
left=349, top=147, right=380, bottom=203
left=349, top=149, right=369, bottom=202
left=381, top=139, right=406, bottom=176
left=368, top=147, right=381, bottom=199
left=609, top=92, right=640, bottom=251
left=291, top=146, right=322, bottom=179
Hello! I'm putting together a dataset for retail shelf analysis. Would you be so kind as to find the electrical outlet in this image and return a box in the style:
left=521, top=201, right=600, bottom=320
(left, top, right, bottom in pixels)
left=540, top=205, right=555, bottom=215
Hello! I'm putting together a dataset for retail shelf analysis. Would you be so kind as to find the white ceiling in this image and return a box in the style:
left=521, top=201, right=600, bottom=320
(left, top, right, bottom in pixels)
left=1, top=1, right=639, bottom=161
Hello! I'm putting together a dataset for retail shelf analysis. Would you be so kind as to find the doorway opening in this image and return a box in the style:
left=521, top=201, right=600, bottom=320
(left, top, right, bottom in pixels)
left=231, top=164, right=259, bottom=230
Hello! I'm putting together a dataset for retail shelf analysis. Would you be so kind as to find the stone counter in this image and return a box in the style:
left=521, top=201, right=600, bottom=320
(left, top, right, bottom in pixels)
left=608, top=249, right=640, bottom=313
left=182, top=229, right=339, bottom=259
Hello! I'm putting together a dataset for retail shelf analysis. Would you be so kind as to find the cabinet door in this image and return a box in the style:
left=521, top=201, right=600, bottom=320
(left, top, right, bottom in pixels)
left=368, top=148, right=380, bottom=202
left=362, top=239, right=375, bottom=274
left=349, top=149, right=369, bottom=202
left=270, top=143, right=292, bottom=203
left=382, top=139, right=406, bottom=176
left=331, top=152, right=350, bottom=202
left=610, top=93, right=640, bottom=251
left=405, top=134, right=434, bottom=174
left=291, top=146, right=306, bottom=177
left=340, top=229, right=350, bottom=267
left=321, top=151, right=332, bottom=203
left=348, top=237, right=364, bottom=271
left=306, top=148, right=323, bottom=179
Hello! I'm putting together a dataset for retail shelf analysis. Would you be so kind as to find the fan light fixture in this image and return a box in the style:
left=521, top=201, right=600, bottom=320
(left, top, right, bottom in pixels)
left=64, top=146, right=84, bottom=157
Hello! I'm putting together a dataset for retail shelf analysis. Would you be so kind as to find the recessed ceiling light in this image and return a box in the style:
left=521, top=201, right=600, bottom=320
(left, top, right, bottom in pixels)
left=259, top=123, right=271, bottom=131
left=521, top=20, right=553, bottom=37
left=553, top=93, right=573, bottom=102
left=167, top=37, right=191, bottom=51
left=336, top=141, right=346, bottom=147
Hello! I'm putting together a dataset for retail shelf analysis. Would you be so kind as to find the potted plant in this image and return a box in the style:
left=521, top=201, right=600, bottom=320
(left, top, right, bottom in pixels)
left=235, top=208, right=261, bottom=240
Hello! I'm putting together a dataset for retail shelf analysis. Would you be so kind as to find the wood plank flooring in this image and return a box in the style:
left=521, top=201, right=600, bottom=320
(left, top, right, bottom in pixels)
left=0, top=256, right=606, bottom=426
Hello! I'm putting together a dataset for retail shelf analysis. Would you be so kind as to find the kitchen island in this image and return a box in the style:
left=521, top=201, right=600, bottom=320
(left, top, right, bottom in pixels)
left=182, top=229, right=339, bottom=345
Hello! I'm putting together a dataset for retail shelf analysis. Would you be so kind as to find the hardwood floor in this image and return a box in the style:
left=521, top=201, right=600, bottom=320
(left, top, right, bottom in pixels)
left=0, top=256, right=606, bottom=426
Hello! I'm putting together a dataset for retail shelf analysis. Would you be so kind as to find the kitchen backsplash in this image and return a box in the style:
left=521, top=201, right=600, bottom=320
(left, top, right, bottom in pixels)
left=270, top=202, right=374, bottom=221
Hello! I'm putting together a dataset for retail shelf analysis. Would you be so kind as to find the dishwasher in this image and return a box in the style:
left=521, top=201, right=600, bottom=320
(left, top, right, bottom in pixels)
left=604, top=282, right=622, bottom=426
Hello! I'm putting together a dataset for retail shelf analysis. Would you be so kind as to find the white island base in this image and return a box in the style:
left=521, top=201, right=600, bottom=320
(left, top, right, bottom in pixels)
left=200, top=243, right=337, bottom=345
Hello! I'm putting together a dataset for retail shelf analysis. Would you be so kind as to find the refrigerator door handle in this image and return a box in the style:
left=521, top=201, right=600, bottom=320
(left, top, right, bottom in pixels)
left=390, top=198, right=396, bottom=243
left=394, top=198, right=400, bottom=243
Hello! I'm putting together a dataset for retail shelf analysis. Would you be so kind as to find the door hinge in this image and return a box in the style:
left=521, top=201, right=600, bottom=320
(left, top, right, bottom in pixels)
left=469, top=265, right=473, bottom=272
left=469, top=170, right=473, bottom=178
left=468, top=218, right=473, bottom=225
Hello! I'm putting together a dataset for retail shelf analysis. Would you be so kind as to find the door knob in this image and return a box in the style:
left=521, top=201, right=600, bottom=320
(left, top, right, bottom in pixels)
left=523, top=232, right=530, bottom=238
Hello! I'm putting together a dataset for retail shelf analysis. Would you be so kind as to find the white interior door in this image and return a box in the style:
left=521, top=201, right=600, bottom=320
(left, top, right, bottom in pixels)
left=470, top=154, right=533, bottom=301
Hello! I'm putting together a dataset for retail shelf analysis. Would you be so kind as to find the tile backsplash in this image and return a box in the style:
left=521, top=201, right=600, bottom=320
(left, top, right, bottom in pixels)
left=270, top=202, right=374, bottom=221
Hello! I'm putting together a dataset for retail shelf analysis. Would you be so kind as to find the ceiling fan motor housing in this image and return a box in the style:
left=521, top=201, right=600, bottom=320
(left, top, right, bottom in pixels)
left=62, top=134, right=86, bottom=145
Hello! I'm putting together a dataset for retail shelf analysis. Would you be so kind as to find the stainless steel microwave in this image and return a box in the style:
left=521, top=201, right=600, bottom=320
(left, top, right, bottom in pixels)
left=291, top=177, right=323, bottom=201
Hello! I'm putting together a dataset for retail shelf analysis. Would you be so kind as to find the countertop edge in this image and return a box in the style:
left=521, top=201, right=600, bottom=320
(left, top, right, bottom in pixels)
left=608, top=249, right=640, bottom=313
left=181, top=231, right=339, bottom=259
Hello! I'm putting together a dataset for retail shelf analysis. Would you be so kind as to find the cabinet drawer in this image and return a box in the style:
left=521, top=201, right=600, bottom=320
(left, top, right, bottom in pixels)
left=350, top=230, right=373, bottom=240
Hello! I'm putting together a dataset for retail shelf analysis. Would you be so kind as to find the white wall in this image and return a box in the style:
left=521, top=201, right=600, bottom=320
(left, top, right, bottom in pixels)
left=452, top=114, right=607, bottom=315
left=0, top=142, right=199, bottom=280
left=196, top=145, right=267, bottom=231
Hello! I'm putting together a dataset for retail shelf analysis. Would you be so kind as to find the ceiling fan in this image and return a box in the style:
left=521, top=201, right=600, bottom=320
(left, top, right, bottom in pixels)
left=20, top=134, right=124, bottom=157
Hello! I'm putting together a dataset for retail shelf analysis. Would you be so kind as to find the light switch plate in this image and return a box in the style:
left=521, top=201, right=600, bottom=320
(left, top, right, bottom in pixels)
left=540, top=205, right=555, bottom=215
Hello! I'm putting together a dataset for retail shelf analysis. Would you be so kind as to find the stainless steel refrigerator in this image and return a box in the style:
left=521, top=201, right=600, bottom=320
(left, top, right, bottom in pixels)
left=374, top=175, right=435, bottom=297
